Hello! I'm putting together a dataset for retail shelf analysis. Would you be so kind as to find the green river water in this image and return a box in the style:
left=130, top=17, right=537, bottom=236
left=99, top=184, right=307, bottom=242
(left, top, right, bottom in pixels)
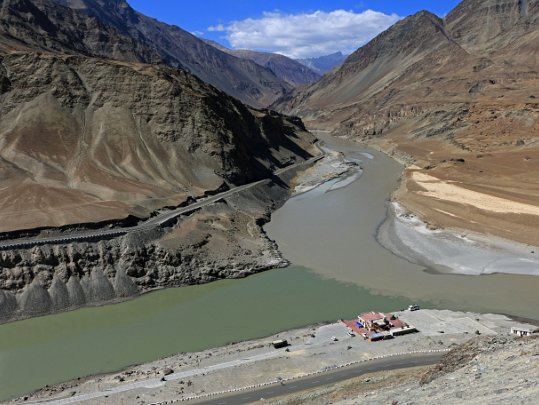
left=0, top=267, right=425, bottom=400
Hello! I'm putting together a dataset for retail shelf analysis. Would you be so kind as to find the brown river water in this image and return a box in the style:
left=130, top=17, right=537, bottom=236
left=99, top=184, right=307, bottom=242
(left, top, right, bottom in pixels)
left=266, top=132, right=539, bottom=319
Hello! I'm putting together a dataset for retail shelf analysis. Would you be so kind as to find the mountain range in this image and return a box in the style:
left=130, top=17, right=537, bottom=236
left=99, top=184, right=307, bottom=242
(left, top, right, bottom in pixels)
left=0, top=0, right=295, bottom=107
left=275, top=0, right=539, bottom=245
left=296, top=52, right=348, bottom=75
left=203, top=40, right=321, bottom=87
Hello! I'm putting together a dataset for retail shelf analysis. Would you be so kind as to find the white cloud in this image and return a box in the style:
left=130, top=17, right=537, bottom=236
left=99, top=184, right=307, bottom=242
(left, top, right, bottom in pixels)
left=210, top=9, right=401, bottom=59
left=191, top=30, right=205, bottom=37
left=207, top=24, right=226, bottom=32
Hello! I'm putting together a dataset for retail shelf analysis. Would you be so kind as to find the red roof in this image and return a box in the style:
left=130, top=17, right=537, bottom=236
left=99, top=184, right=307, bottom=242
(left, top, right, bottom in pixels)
left=342, top=319, right=369, bottom=336
left=342, top=312, right=408, bottom=338
left=359, top=312, right=385, bottom=321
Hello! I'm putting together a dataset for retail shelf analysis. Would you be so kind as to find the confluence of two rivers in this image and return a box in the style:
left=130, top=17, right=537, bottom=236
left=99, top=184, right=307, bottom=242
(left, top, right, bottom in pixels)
left=1, top=135, right=538, bottom=400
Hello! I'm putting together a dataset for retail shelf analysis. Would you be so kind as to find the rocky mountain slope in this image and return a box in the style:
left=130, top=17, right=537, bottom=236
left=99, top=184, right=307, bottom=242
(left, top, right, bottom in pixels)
left=0, top=0, right=292, bottom=107
left=296, top=51, right=347, bottom=75
left=0, top=0, right=318, bottom=321
left=0, top=51, right=314, bottom=233
left=269, top=335, right=539, bottom=405
left=276, top=0, right=539, bottom=246
left=203, top=40, right=321, bottom=87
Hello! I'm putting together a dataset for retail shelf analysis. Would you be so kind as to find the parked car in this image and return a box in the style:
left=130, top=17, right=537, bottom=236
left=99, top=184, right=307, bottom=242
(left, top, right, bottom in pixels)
left=408, top=304, right=420, bottom=311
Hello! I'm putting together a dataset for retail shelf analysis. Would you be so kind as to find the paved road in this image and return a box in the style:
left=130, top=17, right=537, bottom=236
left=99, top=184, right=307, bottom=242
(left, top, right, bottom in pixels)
left=31, top=352, right=442, bottom=405
left=194, top=353, right=442, bottom=405
left=33, top=349, right=290, bottom=405
left=0, top=147, right=323, bottom=251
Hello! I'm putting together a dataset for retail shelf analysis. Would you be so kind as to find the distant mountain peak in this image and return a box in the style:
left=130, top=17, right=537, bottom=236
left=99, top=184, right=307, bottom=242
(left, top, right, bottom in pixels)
left=295, top=52, right=348, bottom=75
left=202, top=40, right=321, bottom=87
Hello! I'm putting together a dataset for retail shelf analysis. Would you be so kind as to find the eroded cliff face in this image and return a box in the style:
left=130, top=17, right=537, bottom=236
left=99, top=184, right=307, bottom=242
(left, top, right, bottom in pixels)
left=0, top=177, right=293, bottom=323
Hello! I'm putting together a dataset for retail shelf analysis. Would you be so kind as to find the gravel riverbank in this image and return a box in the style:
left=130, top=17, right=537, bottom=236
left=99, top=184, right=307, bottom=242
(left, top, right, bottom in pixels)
left=377, top=202, right=539, bottom=276
left=12, top=309, right=533, bottom=404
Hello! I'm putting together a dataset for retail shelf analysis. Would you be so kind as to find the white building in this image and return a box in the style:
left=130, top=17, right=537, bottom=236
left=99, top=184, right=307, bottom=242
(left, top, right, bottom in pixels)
left=511, top=325, right=539, bottom=337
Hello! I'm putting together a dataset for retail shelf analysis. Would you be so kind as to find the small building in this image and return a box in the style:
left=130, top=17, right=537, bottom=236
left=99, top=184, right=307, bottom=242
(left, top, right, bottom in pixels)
left=358, top=312, right=400, bottom=331
left=342, top=310, right=418, bottom=343
left=511, top=325, right=539, bottom=337
left=390, top=326, right=418, bottom=337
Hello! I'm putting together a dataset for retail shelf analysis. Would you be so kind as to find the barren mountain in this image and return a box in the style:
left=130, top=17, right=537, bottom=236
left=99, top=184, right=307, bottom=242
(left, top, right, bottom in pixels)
left=276, top=0, right=539, bottom=246
left=0, top=53, right=314, bottom=233
left=0, top=0, right=292, bottom=107
left=0, top=47, right=317, bottom=320
left=296, top=51, right=347, bottom=75
left=0, top=0, right=318, bottom=321
left=203, top=40, right=321, bottom=87
left=0, top=0, right=317, bottom=233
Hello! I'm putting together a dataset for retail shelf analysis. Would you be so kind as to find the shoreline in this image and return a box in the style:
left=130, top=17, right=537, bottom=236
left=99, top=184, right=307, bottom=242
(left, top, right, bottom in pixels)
left=317, top=129, right=539, bottom=278
left=11, top=308, right=533, bottom=404
left=12, top=321, right=332, bottom=404
left=377, top=201, right=539, bottom=277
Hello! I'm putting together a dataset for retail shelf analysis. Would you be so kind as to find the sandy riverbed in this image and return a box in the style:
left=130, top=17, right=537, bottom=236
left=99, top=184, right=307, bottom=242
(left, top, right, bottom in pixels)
left=378, top=202, right=539, bottom=277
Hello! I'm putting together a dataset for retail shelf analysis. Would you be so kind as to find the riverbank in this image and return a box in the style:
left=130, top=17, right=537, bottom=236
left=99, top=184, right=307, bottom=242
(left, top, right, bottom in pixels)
left=10, top=308, right=531, bottom=405
left=289, top=145, right=361, bottom=196
left=356, top=128, right=539, bottom=248
left=377, top=202, right=539, bottom=277
left=0, top=139, right=327, bottom=324
left=316, top=129, right=539, bottom=278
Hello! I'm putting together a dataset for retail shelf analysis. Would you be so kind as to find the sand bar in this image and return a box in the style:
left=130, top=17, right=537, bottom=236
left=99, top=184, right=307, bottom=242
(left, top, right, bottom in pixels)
left=378, top=202, right=539, bottom=276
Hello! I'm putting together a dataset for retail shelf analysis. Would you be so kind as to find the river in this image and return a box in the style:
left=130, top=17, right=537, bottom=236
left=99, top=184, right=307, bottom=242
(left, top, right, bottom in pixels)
left=266, top=133, right=539, bottom=320
left=1, top=134, right=538, bottom=401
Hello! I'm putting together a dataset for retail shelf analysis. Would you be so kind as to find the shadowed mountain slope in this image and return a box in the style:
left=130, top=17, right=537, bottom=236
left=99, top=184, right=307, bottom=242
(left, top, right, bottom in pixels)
left=203, top=40, right=321, bottom=87
left=0, top=0, right=317, bottom=232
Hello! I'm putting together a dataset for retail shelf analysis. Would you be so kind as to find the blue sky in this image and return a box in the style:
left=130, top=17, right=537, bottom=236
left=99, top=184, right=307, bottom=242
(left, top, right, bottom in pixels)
left=128, top=0, right=461, bottom=58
